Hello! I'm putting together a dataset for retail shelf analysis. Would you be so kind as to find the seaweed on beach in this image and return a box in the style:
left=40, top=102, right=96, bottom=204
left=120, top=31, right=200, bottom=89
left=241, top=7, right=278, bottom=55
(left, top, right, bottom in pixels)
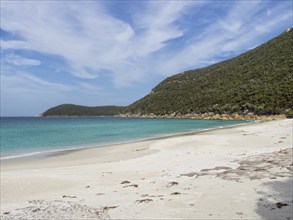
left=0, top=200, right=109, bottom=220
left=180, top=148, right=293, bottom=182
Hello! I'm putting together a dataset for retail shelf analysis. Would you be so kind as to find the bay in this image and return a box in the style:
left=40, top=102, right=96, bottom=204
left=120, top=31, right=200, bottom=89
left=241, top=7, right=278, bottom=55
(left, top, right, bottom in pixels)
left=0, top=117, right=249, bottom=160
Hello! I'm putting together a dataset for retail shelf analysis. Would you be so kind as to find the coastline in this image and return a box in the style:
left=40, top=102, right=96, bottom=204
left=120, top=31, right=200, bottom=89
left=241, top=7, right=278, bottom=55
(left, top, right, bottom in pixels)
left=117, top=113, right=287, bottom=121
left=1, top=119, right=292, bottom=219
left=1, top=120, right=254, bottom=169
left=0, top=119, right=252, bottom=162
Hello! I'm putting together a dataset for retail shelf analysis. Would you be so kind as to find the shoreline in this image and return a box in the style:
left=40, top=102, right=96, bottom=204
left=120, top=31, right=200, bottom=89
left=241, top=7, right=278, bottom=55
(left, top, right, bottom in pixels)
left=1, top=119, right=292, bottom=219
left=0, top=119, right=254, bottom=163
left=34, top=113, right=288, bottom=121
left=117, top=113, right=287, bottom=121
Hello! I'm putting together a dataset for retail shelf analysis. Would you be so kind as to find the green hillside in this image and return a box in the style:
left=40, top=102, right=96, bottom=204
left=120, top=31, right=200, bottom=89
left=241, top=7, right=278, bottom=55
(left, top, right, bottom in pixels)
left=125, top=28, right=293, bottom=117
left=42, top=104, right=125, bottom=117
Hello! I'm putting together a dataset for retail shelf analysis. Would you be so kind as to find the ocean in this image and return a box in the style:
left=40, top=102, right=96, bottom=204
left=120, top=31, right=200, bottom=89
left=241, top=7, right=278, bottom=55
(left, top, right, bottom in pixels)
left=0, top=117, right=249, bottom=160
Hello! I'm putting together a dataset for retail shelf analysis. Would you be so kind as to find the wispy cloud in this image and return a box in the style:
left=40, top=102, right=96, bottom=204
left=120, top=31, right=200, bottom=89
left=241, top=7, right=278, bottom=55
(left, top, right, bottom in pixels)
left=131, top=1, right=201, bottom=56
left=0, top=71, right=109, bottom=115
left=2, top=1, right=291, bottom=83
left=1, top=72, right=74, bottom=93
left=155, top=1, right=292, bottom=75
left=1, top=1, right=132, bottom=79
left=1, top=71, right=74, bottom=116
left=0, top=1, right=204, bottom=86
left=4, top=54, right=41, bottom=66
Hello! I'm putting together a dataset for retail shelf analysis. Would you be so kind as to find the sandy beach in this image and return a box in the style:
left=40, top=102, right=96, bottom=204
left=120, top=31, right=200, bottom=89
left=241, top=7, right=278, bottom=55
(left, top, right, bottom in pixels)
left=1, top=119, right=292, bottom=219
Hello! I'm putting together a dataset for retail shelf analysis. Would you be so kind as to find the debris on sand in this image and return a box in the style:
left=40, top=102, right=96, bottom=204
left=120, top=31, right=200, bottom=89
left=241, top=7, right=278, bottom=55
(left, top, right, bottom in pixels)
left=136, top=199, right=153, bottom=203
left=102, top=206, right=119, bottom=211
left=120, top=181, right=131, bottom=184
left=123, top=184, right=138, bottom=188
left=276, top=202, right=288, bottom=209
left=141, top=194, right=163, bottom=198
left=62, top=195, right=77, bottom=199
left=181, top=148, right=293, bottom=182
left=0, top=200, right=109, bottom=220
left=166, top=181, right=178, bottom=187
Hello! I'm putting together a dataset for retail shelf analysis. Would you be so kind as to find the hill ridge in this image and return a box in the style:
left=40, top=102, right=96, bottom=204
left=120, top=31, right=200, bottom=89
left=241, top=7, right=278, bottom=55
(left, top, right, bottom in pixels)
left=42, top=28, right=293, bottom=120
left=41, top=104, right=125, bottom=117
left=123, top=28, right=293, bottom=120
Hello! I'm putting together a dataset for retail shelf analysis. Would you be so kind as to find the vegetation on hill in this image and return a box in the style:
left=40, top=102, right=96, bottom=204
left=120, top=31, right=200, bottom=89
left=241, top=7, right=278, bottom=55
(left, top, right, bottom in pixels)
left=125, top=28, right=293, bottom=117
left=42, top=104, right=125, bottom=117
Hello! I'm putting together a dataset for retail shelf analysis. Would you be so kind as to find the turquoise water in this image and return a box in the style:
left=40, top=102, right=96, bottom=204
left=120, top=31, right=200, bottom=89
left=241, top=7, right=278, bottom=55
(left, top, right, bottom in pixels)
left=0, top=117, right=249, bottom=160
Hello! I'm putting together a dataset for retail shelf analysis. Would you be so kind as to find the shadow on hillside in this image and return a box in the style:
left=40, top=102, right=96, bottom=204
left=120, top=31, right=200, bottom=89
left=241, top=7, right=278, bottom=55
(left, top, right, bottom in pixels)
left=255, top=177, right=293, bottom=220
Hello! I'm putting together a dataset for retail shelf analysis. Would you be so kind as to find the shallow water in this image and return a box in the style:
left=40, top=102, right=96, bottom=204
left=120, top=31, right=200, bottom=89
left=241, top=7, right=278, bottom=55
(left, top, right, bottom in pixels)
left=0, top=117, right=249, bottom=160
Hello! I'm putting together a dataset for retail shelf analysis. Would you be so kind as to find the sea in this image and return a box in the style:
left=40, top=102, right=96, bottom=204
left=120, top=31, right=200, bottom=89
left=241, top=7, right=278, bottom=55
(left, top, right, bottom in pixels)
left=0, top=117, right=249, bottom=160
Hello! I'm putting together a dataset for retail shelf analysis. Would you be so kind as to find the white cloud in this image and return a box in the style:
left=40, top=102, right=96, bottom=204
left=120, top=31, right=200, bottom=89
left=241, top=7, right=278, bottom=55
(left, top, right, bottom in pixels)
left=1, top=72, right=74, bottom=93
left=0, top=0, right=292, bottom=89
left=1, top=1, right=135, bottom=79
left=77, top=82, right=104, bottom=95
left=0, top=71, right=122, bottom=116
left=0, top=72, right=73, bottom=116
left=131, top=1, right=200, bottom=56
left=0, top=1, right=202, bottom=86
left=5, top=54, right=41, bottom=66
left=0, top=40, right=31, bottom=50
left=155, top=1, right=292, bottom=76
left=1, top=70, right=111, bottom=98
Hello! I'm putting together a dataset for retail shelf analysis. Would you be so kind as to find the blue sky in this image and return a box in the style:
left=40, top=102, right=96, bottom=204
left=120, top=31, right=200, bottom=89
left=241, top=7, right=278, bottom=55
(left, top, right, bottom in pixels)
left=0, top=0, right=292, bottom=116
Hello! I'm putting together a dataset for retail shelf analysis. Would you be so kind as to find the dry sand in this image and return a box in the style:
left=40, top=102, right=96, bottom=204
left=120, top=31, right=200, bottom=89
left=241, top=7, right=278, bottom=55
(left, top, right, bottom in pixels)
left=1, top=119, right=292, bottom=219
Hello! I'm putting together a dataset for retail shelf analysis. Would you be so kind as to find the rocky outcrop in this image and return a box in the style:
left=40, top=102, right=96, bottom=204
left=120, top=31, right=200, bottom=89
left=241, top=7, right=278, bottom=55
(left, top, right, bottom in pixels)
left=116, top=112, right=286, bottom=121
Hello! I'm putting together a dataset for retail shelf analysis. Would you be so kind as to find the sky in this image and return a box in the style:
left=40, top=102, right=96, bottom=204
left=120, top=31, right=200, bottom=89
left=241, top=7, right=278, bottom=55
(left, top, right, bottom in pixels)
left=0, top=0, right=292, bottom=116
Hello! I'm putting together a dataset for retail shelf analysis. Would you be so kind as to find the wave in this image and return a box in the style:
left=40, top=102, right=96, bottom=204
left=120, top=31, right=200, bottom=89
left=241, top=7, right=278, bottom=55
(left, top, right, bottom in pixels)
left=0, top=151, right=42, bottom=160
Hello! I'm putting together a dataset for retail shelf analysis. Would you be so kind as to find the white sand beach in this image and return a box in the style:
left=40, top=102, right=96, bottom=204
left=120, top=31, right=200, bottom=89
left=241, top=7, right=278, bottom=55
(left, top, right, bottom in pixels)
left=1, top=119, right=292, bottom=219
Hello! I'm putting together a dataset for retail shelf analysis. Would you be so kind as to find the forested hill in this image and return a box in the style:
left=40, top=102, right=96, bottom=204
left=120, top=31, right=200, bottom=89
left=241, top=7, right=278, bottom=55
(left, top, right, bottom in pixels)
left=124, top=28, right=293, bottom=118
left=41, top=104, right=125, bottom=117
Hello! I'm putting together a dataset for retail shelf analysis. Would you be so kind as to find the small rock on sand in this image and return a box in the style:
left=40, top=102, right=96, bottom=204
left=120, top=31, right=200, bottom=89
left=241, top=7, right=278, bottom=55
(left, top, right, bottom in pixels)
left=276, top=202, right=288, bottom=209
left=166, top=181, right=178, bottom=187
left=171, top=192, right=181, bottom=195
left=120, top=181, right=131, bottom=184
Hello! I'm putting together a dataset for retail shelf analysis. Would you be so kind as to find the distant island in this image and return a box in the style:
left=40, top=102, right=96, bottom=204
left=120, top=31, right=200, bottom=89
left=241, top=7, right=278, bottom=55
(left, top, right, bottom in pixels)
left=41, top=104, right=125, bottom=117
left=42, top=28, right=293, bottom=120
